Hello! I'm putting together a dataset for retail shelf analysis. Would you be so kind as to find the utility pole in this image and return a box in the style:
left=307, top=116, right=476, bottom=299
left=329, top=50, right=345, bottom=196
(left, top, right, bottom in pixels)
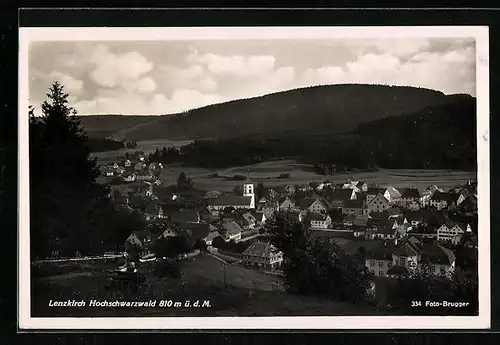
left=207, top=252, right=228, bottom=289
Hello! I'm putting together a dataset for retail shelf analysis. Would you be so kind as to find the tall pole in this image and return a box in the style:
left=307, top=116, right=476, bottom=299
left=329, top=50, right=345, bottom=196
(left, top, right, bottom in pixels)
left=224, top=263, right=227, bottom=289
left=207, top=252, right=228, bottom=289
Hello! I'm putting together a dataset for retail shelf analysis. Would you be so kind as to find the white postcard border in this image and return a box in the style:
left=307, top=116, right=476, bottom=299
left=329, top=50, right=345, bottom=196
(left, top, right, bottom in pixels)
left=18, top=25, right=490, bottom=330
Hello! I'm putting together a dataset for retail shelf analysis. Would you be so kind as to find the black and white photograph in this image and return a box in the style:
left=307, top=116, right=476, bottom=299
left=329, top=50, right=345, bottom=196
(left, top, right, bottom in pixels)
left=18, top=26, right=490, bottom=329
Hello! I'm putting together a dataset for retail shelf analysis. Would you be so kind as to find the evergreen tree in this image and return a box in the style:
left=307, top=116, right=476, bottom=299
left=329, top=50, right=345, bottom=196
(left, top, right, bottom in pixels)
left=265, top=213, right=373, bottom=302
left=29, top=82, right=112, bottom=259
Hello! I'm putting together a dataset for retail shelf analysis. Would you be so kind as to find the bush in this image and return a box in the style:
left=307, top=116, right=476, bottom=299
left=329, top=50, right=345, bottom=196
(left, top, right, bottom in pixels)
left=154, top=260, right=182, bottom=279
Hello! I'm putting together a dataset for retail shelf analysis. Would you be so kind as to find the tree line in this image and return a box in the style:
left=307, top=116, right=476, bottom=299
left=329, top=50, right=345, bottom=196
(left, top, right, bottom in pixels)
left=86, top=137, right=138, bottom=153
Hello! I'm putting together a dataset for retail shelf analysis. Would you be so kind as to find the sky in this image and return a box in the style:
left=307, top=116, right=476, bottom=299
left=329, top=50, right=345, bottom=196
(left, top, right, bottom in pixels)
left=28, top=38, right=476, bottom=116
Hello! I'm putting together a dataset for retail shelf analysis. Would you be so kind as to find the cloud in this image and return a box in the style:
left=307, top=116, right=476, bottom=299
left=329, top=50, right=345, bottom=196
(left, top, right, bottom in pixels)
left=123, top=76, right=157, bottom=94
left=296, top=45, right=476, bottom=96
left=73, top=88, right=225, bottom=115
left=186, top=50, right=276, bottom=77
left=199, top=77, right=218, bottom=92
left=47, top=70, right=84, bottom=94
left=88, top=45, right=154, bottom=88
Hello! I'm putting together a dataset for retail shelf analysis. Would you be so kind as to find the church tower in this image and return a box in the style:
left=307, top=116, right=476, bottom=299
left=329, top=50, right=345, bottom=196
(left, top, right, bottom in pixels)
left=243, top=170, right=255, bottom=209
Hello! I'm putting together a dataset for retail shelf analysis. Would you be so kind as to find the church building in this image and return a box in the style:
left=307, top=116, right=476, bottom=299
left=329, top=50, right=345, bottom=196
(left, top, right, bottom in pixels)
left=207, top=178, right=256, bottom=216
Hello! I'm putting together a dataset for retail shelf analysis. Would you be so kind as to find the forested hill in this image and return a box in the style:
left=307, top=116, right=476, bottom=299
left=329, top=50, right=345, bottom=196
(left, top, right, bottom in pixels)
left=155, top=94, right=477, bottom=171
left=79, top=84, right=451, bottom=141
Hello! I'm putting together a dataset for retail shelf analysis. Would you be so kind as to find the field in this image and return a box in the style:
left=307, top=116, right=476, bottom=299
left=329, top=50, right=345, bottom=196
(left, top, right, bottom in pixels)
left=159, top=160, right=476, bottom=193
left=31, top=253, right=383, bottom=317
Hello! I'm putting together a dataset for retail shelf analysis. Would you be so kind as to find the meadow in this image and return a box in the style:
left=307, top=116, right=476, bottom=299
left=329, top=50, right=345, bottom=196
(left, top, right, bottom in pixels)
left=162, top=160, right=476, bottom=193
left=31, top=253, right=382, bottom=317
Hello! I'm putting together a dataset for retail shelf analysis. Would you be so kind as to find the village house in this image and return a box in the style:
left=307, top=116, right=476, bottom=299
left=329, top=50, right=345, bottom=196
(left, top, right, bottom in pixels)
left=398, top=188, right=421, bottom=208
left=365, top=242, right=396, bottom=277
left=407, top=225, right=438, bottom=240
left=460, top=232, right=478, bottom=250
left=155, top=223, right=179, bottom=240
left=387, top=207, right=403, bottom=218
left=115, top=165, right=126, bottom=175
left=373, top=219, right=398, bottom=240
left=241, top=212, right=258, bottom=229
left=136, top=171, right=155, bottom=182
left=342, top=198, right=366, bottom=216
left=329, top=188, right=357, bottom=208
left=309, top=213, right=332, bottom=229
left=278, top=197, right=300, bottom=213
left=221, top=220, right=243, bottom=242
left=241, top=241, right=283, bottom=270
left=103, top=166, right=114, bottom=177
left=437, top=221, right=471, bottom=244
left=125, top=230, right=156, bottom=259
left=343, top=214, right=356, bottom=227
left=134, top=162, right=146, bottom=171
left=429, top=191, right=457, bottom=210
left=179, top=222, right=211, bottom=246
left=367, top=193, right=390, bottom=213
left=407, top=199, right=422, bottom=211
left=405, top=211, right=426, bottom=227
left=148, top=162, right=163, bottom=171
left=307, top=197, right=331, bottom=214
left=284, top=184, right=296, bottom=195
left=144, top=202, right=163, bottom=221
left=206, top=182, right=255, bottom=216
left=124, top=159, right=132, bottom=168
left=252, top=210, right=267, bottom=225
left=205, top=226, right=221, bottom=247
left=342, top=180, right=361, bottom=193
left=122, top=172, right=137, bottom=182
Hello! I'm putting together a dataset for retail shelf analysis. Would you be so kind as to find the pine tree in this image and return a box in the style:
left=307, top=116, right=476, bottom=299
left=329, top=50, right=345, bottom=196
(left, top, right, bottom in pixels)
left=30, top=82, right=112, bottom=259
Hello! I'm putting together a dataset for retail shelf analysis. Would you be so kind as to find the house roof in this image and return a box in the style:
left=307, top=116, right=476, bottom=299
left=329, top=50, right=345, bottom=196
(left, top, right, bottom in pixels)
left=309, top=197, right=331, bottom=210
left=208, top=195, right=253, bottom=207
left=387, top=207, right=402, bottom=216
left=145, top=202, right=162, bottom=214
left=343, top=198, right=365, bottom=209
left=369, top=211, right=390, bottom=220
left=405, top=211, right=425, bottom=222
left=367, top=187, right=384, bottom=195
left=365, top=242, right=395, bottom=260
left=387, top=265, right=410, bottom=276
left=328, top=210, right=346, bottom=222
left=330, top=189, right=354, bottom=201
left=222, top=221, right=243, bottom=236
left=431, top=191, right=457, bottom=202
left=376, top=220, right=397, bottom=235
left=166, top=209, right=200, bottom=223
left=417, top=242, right=454, bottom=265
left=242, top=241, right=277, bottom=258
left=205, top=230, right=221, bottom=242
left=353, top=215, right=370, bottom=227
left=242, top=212, right=257, bottom=224
left=309, top=213, right=330, bottom=222
left=180, top=222, right=211, bottom=241
left=393, top=242, right=419, bottom=257
left=401, top=188, right=421, bottom=199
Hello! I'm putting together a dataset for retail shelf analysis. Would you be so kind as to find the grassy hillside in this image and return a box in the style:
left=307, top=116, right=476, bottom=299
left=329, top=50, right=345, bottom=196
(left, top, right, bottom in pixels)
left=78, top=115, right=159, bottom=140
left=149, top=95, right=476, bottom=171
left=78, top=84, right=451, bottom=141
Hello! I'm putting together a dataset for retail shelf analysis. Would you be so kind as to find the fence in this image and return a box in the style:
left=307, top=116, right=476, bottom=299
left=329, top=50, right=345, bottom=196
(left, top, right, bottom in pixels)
left=32, top=253, right=126, bottom=265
